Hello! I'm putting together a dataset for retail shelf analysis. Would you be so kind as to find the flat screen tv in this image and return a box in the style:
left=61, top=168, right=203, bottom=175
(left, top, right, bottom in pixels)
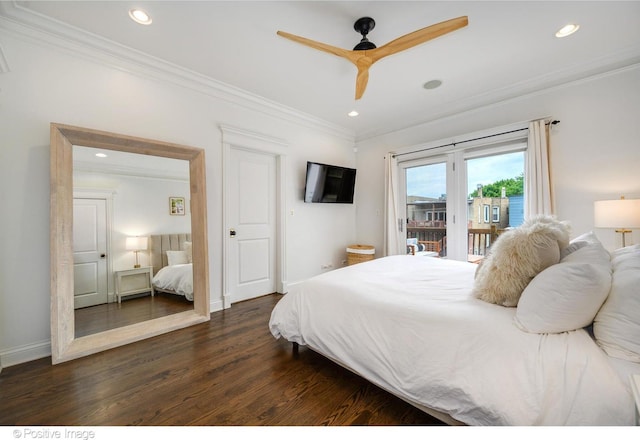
left=304, top=161, right=356, bottom=203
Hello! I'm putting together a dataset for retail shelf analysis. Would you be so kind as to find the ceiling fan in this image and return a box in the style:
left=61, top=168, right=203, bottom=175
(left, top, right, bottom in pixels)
left=277, top=16, right=469, bottom=100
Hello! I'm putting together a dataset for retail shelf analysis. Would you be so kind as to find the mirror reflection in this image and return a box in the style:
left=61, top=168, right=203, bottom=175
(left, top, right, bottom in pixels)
left=72, top=146, right=194, bottom=337
left=51, top=123, right=209, bottom=364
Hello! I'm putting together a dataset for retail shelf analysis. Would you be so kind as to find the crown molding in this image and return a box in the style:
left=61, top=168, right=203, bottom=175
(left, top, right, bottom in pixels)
left=0, top=2, right=355, bottom=142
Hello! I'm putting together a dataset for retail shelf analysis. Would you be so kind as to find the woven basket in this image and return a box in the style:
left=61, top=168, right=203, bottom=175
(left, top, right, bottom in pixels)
left=346, top=244, right=375, bottom=266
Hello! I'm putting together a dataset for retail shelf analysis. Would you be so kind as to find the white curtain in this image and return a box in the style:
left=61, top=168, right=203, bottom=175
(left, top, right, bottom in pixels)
left=526, top=119, right=553, bottom=217
left=384, top=153, right=403, bottom=256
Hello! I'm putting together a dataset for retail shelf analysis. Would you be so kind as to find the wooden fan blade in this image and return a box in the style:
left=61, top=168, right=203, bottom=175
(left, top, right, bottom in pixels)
left=354, top=56, right=373, bottom=100
left=370, top=16, right=468, bottom=62
left=355, top=68, right=369, bottom=100
left=277, top=30, right=353, bottom=60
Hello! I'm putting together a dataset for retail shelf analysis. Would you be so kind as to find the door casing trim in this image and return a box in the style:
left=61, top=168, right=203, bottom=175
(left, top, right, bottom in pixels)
left=220, top=125, right=288, bottom=308
left=73, top=189, right=115, bottom=302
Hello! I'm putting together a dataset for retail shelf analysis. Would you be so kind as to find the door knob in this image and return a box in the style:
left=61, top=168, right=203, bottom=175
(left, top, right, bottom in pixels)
left=100, top=254, right=106, bottom=258
left=230, top=228, right=236, bottom=237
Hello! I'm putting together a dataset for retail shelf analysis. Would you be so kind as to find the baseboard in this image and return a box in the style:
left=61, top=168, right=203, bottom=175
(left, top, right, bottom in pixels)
left=0, top=340, right=51, bottom=370
left=210, top=298, right=224, bottom=313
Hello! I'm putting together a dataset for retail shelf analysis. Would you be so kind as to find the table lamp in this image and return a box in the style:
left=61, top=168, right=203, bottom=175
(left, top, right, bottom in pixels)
left=594, top=196, right=640, bottom=247
left=125, top=236, right=149, bottom=268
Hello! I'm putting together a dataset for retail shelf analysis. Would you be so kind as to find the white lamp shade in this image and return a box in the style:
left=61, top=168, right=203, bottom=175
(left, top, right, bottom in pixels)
left=594, top=199, right=640, bottom=228
left=125, top=236, right=148, bottom=251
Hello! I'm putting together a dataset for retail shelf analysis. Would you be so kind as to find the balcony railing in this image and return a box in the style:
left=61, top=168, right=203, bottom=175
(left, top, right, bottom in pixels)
left=407, top=226, right=446, bottom=256
left=407, top=225, right=503, bottom=260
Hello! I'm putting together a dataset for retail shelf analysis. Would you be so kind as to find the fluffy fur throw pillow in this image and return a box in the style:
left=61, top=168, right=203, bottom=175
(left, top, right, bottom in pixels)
left=472, top=215, right=571, bottom=307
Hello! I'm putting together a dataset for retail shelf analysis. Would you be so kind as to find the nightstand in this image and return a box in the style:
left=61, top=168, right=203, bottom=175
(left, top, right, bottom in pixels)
left=632, top=374, right=640, bottom=425
left=115, top=266, right=154, bottom=303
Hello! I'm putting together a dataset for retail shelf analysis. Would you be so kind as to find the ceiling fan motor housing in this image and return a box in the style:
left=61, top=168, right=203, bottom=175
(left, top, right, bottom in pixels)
left=353, top=17, right=377, bottom=50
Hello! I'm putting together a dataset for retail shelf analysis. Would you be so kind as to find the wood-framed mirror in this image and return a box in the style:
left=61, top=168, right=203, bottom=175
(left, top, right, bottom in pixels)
left=50, top=123, right=210, bottom=364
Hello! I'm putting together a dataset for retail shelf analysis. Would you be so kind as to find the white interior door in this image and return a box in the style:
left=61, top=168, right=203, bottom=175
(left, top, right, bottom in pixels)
left=227, top=148, right=277, bottom=303
left=73, top=198, right=108, bottom=308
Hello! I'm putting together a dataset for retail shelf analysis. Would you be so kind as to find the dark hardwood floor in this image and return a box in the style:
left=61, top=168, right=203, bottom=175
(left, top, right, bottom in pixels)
left=0, top=294, right=445, bottom=426
left=74, top=292, right=193, bottom=337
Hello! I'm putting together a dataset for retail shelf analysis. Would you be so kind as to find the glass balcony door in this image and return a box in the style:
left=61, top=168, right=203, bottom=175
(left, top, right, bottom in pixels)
left=466, top=151, right=525, bottom=262
left=405, top=161, right=448, bottom=257
left=400, top=145, right=526, bottom=262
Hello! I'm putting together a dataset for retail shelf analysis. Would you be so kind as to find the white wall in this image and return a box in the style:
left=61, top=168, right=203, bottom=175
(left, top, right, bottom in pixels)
left=354, top=65, right=640, bottom=255
left=74, top=170, right=191, bottom=271
left=0, top=32, right=355, bottom=366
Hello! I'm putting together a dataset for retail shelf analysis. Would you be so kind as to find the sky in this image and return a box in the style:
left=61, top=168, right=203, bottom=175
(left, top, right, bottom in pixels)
left=406, top=151, right=525, bottom=199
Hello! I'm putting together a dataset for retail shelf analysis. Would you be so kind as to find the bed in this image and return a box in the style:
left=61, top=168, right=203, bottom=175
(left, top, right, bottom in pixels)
left=269, top=225, right=640, bottom=425
left=150, top=233, right=194, bottom=301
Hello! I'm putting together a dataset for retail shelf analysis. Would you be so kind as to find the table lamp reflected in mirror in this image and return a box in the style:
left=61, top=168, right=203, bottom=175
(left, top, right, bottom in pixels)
left=125, top=236, right=148, bottom=268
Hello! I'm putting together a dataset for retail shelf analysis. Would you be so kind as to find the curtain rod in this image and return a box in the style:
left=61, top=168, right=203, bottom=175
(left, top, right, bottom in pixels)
left=392, top=120, right=560, bottom=158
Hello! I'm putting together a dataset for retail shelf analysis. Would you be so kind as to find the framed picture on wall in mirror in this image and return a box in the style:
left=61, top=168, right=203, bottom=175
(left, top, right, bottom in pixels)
left=169, top=196, right=185, bottom=215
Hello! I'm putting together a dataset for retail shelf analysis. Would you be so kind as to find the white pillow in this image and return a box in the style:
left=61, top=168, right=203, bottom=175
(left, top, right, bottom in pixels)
left=473, top=215, right=570, bottom=307
left=183, top=241, right=193, bottom=263
left=569, top=230, right=602, bottom=245
left=514, top=261, right=611, bottom=334
left=560, top=240, right=588, bottom=260
left=166, top=250, right=188, bottom=266
left=514, top=239, right=611, bottom=333
left=560, top=230, right=601, bottom=260
left=561, top=235, right=611, bottom=266
left=610, top=243, right=640, bottom=258
left=593, top=245, right=640, bottom=361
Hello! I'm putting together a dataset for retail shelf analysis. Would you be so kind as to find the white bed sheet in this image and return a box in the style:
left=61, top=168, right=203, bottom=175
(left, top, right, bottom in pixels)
left=269, top=255, right=639, bottom=425
left=152, top=263, right=193, bottom=301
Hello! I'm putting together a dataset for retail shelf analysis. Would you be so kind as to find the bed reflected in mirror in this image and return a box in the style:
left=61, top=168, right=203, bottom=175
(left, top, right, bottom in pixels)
left=72, top=146, right=195, bottom=337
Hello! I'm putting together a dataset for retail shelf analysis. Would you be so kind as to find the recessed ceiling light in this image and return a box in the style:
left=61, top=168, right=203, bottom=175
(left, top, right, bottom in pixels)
left=555, top=23, right=579, bottom=38
left=423, top=79, right=442, bottom=90
left=129, top=8, right=152, bottom=25
left=348, top=110, right=359, bottom=117
left=95, top=153, right=108, bottom=158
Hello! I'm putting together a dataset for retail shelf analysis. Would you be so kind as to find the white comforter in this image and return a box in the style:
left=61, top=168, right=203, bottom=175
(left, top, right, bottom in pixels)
left=269, top=255, right=638, bottom=425
left=152, top=263, right=193, bottom=301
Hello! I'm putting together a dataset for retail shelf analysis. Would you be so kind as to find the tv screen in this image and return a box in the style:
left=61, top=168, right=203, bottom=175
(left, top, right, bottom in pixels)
left=304, top=162, right=356, bottom=203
